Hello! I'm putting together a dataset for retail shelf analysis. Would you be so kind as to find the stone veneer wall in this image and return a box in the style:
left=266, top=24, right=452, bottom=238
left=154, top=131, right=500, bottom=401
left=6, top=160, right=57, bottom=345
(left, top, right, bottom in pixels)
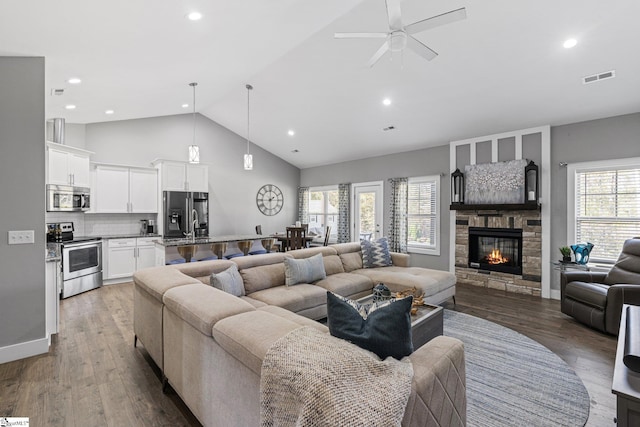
left=455, top=210, right=542, bottom=296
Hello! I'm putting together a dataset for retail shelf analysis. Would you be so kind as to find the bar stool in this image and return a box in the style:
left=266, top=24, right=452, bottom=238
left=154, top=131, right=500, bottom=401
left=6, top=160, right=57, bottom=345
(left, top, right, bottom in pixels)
left=177, top=245, right=197, bottom=263
left=237, top=240, right=252, bottom=256
left=210, top=242, right=228, bottom=260
left=261, top=238, right=276, bottom=253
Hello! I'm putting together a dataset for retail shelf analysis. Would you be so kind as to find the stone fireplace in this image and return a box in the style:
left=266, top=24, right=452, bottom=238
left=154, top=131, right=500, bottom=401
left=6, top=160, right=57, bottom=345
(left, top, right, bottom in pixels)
left=455, top=210, right=541, bottom=296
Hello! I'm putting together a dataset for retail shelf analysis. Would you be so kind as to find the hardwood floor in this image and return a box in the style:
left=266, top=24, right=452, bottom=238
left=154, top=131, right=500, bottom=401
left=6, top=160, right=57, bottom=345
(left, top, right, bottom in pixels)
left=0, top=282, right=617, bottom=426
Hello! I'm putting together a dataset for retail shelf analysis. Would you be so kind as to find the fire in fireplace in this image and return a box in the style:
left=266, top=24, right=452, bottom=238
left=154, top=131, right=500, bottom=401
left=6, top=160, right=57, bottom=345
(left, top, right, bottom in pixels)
left=468, top=227, right=523, bottom=275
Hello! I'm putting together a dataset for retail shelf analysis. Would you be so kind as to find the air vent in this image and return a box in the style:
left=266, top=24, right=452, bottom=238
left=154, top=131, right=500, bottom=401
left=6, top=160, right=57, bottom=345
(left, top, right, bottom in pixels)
left=383, top=125, right=396, bottom=131
left=583, top=70, right=615, bottom=85
left=51, top=88, right=65, bottom=96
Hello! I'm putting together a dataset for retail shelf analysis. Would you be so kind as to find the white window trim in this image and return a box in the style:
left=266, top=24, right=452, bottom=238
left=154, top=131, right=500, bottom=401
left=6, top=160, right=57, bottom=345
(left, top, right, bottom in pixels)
left=407, top=175, right=440, bottom=256
left=567, top=156, right=640, bottom=264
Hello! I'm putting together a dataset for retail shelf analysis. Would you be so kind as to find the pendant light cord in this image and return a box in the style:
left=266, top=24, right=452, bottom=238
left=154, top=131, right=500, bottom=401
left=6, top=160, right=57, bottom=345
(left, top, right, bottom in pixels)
left=190, top=82, right=198, bottom=146
left=246, top=84, right=253, bottom=155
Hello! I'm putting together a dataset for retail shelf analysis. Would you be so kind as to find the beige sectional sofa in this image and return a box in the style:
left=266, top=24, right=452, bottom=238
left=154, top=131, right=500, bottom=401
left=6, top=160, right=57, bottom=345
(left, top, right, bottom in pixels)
left=133, top=242, right=463, bottom=426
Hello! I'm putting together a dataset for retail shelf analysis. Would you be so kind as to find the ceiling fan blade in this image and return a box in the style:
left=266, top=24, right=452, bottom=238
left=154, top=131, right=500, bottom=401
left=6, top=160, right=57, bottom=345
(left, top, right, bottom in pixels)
left=367, top=41, right=390, bottom=68
left=385, top=0, right=403, bottom=31
left=407, top=36, right=438, bottom=61
left=334, top=32, right=389, bottom=39
left=406, top=7, right=467, bottom=35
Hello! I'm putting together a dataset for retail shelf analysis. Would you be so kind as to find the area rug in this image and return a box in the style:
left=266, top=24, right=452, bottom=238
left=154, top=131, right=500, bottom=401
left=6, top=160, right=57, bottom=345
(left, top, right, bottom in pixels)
left=443, top=310, right=590, bottom=427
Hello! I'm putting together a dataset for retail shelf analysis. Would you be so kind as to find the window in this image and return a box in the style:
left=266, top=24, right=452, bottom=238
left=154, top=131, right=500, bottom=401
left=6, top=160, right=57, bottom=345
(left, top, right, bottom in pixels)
left=407, top=175, right=440, bottom=255
left=568, top=158, right=640, bottom=263
left=308, top=186, right=338, bottom=242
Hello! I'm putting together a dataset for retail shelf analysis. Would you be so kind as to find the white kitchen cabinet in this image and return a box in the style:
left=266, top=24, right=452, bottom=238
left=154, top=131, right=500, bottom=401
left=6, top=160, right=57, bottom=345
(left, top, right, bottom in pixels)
left=45, top=261, right=60, bottom=340
left=136, top=238, right=157, bottom=270
left=106, top=238, right=137, bottom=279
left=154, top=160, right=208, bottom=192
left=105, top=237, right=159, bottom=281
left=46, top=142, right=92, bottom=187
left=129, top=169, right=158, bottom=212
left=94, top=164, right=158, bottom=213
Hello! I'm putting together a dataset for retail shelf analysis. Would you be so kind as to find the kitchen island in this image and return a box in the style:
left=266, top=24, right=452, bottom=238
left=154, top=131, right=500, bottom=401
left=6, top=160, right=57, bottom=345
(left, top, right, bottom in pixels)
left=155, top=234, right=272, bottom=264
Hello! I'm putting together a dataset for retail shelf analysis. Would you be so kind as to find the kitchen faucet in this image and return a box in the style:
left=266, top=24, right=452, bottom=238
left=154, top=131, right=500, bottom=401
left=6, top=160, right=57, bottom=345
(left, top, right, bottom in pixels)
left=191, top=209, right=199, bottom=238
left=183, top=209, right=199, bottom=241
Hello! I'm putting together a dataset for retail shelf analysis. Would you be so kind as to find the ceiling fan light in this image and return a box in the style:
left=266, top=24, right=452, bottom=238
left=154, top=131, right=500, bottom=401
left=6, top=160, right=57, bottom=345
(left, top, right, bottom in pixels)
left=389, top=31, right=407, bottom=52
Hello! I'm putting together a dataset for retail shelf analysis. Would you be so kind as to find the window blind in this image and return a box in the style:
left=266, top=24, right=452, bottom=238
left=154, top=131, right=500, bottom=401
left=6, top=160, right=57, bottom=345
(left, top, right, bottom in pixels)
left=576, top=167, right=640, bottom=261
left=408, top=178, right=437, bottom=248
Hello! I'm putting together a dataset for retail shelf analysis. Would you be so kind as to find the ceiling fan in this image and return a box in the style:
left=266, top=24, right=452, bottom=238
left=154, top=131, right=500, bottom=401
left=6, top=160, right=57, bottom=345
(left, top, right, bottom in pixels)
left=334, top=0, right=467, bottom=67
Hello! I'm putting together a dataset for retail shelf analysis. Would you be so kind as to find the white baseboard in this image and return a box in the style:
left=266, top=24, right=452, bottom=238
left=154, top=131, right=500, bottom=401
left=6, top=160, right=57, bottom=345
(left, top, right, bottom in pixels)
left=0, top=337, right=49, bottom=364
left=550, top=289, right=561, bottom=300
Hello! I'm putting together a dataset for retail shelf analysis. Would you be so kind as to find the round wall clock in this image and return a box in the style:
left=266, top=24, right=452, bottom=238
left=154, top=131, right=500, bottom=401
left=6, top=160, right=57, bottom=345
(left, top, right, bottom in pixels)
left=256, top=184, right=284, bottom=216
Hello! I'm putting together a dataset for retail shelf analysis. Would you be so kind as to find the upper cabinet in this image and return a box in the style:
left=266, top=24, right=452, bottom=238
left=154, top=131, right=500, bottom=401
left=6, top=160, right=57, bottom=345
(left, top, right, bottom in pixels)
left=93, top=164, right=158, bottom=213
left=46, top=142, right=92, bottom=187
left=153, top=160, right=208, bottom=192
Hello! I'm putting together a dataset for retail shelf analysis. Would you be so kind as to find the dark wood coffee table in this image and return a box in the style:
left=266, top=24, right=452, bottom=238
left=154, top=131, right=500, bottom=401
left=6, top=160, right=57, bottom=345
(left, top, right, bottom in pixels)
left=357, top=295, right=444, bottom=350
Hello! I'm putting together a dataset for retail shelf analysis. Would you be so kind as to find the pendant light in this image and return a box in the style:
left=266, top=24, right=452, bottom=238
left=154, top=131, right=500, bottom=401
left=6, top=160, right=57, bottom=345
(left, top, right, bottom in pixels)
left=188, top=82, right=200, bottom=164
left=244, top=84, right=254, bottom=170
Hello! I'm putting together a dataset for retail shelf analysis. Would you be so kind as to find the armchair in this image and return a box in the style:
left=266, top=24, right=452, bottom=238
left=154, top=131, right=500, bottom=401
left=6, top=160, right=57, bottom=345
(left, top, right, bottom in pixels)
left=560, top=238, right=640, bottom=335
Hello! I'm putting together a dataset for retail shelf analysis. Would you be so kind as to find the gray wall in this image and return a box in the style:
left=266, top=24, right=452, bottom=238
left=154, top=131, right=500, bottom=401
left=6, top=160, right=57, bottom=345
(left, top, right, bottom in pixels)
left=85, top=114, right=300, bottom=235
left=0, top=57, right=46, bottom=348
left=301, top=145, right=451, bottom=271
left=550, top=112, right=640, bottom=290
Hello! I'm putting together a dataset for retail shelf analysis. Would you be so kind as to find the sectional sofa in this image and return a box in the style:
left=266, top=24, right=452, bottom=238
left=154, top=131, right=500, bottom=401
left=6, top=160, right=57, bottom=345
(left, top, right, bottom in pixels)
left=133, top=242, right=463, bottom=426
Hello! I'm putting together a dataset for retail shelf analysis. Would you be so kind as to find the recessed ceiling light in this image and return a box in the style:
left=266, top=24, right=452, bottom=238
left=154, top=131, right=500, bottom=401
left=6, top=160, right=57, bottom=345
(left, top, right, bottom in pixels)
left=288, top=130, right=295, bottom=136
left=65, top=104, right=76, bottom=110
left=382, top=98, right=392, bottom=106
left=187, top=11, right=202, bottom=21
left=67, top=77, right=82, bottom=84
left=105, top=110, right=114, bottom=115
left=563, top=38, right=577, bottom=49
left=182, top=103, right=189, bottom=108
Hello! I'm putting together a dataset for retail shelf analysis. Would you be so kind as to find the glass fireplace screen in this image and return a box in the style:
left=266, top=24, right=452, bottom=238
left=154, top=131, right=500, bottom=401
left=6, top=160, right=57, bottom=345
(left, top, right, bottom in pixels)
left=468, top=227, right=523, bottom=275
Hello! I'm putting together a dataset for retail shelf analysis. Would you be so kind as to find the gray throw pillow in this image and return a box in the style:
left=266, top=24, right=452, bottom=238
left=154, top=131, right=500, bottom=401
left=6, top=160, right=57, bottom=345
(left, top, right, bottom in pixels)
left=210, top=264, right=245, bottom=297
left=284, top=253, right=327, bottom=286
left=360, top=237, right=392, bottom=268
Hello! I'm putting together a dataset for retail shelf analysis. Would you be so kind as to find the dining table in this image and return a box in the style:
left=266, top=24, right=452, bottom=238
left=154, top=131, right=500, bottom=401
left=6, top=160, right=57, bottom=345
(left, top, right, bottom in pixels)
left=270, top=232, right=317, bottom=251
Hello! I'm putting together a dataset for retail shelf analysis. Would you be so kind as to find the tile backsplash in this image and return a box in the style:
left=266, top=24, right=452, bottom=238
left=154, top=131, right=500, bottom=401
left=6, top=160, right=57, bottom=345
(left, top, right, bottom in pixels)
left=45, top=212, right=156, bottom=236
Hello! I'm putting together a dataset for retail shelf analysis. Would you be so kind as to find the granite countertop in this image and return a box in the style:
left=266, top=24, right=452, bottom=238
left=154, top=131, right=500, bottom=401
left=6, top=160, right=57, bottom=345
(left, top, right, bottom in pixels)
left=101, top=233, right=162, bottom=240
left=157, top=234, right=267, bottom=247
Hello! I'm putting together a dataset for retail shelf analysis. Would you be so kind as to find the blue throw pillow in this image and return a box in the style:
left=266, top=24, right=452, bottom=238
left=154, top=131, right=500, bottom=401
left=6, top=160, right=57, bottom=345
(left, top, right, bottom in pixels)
left=326, top=291, right=413, bottom=360
left=360, top=237, right=392, bottom=268
left=284, top=253, right=327, bottom=286
left=210, top=264, right=245, bottom=297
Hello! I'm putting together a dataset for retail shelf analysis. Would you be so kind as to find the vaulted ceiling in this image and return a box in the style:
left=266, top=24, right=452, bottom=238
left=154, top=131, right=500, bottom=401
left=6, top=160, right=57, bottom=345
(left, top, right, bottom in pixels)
left=2, top=0, right=639, bottom=168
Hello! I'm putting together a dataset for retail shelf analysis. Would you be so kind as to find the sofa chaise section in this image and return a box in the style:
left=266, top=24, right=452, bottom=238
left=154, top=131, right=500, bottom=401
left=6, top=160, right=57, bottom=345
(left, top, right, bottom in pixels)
left=162, top=283, right=466, bottom=427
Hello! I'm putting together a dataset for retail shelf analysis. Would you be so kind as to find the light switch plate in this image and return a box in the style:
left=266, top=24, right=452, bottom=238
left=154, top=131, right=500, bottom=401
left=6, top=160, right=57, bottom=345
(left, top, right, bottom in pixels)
left=8, top=230, right=35, bottom=245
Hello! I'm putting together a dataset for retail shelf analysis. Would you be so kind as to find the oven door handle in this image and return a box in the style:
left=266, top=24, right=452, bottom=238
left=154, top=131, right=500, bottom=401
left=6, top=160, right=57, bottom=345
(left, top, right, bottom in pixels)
left=63, top=240, right=102, bottom=249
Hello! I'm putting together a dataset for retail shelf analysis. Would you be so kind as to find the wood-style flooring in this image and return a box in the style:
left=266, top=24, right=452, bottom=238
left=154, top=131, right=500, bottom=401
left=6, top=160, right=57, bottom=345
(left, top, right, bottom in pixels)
left=0, top=282, right=617, bottom=426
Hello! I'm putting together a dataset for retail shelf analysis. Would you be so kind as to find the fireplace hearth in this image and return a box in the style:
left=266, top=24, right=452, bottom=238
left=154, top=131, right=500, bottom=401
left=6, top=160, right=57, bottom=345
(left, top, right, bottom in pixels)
left=468, top=227, right=523, bottom=275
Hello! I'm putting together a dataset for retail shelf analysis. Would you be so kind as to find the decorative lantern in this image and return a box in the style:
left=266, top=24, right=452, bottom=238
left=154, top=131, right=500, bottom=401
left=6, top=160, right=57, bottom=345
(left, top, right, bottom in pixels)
left=525, top=160, right=539, bottom=205
left=451, top=168, right=465, bottom=205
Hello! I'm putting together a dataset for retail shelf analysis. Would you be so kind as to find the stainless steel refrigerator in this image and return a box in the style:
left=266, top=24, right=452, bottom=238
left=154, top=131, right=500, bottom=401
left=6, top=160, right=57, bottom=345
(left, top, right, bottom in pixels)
left=163, top=191, right=209, bottom=238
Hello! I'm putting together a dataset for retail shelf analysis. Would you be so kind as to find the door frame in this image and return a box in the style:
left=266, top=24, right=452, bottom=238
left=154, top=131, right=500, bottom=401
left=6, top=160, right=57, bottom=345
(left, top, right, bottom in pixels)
left=351, top=181, right=384, bottom=242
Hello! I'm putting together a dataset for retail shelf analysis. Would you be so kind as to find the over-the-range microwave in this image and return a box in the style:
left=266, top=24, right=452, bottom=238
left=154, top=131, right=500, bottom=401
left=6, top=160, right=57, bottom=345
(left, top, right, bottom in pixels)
left=46, top=184, right=91, bottom=212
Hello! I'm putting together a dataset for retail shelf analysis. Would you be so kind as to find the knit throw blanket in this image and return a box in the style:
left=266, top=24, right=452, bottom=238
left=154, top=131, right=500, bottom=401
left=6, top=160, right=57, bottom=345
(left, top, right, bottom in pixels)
left=260, top=327, right=413, bottom=427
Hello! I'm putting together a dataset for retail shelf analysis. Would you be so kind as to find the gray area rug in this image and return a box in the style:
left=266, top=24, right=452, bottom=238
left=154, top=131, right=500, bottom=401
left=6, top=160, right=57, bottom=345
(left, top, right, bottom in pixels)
left=444, top=310, right=590, bottom=427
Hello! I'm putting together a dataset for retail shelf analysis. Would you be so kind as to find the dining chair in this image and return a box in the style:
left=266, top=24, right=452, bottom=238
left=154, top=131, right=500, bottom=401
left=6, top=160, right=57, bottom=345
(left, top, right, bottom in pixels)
left=309, top=225, right=331, bottom=247
left=285, top=226, right=306, bottom=251
left=323, top=225, right=331, bottom=246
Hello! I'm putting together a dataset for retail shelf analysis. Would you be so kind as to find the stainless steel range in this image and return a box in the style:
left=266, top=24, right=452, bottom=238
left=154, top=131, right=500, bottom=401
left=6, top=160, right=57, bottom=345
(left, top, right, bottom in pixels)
left=47, top=222, right=103, bottom=298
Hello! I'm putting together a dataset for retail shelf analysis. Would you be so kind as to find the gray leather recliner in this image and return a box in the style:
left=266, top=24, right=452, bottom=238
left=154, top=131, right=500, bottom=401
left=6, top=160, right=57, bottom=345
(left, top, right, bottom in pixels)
left=560, top=238, right=640, bottom=335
